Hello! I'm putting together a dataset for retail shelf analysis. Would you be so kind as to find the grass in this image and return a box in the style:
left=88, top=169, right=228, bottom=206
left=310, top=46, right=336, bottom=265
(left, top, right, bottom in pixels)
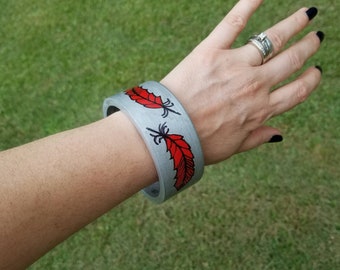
left=0, top=0, right=339, bottom=269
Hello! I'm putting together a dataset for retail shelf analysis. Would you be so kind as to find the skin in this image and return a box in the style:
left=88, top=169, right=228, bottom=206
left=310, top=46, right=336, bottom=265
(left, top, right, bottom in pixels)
left=0, top=0, right=322, bottom=269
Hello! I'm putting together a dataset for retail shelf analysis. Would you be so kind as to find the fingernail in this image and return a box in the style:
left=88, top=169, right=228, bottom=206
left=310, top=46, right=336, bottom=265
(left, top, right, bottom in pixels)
left=315, top=65, right=323, bottom=74
left=268, top=135, right=283, bottom=143
left=316, top=31, right=325, bottom=43
left=306, top=7, right=318, bottom=20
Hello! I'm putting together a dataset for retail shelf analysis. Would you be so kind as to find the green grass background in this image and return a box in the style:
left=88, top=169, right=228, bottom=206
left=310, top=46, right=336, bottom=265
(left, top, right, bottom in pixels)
left=0, top=0, right=339, bottom=269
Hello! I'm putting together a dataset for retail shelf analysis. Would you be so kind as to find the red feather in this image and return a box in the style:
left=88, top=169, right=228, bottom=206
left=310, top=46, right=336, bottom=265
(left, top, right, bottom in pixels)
left=126, top=86, right=163, bottom=109
left=164, top=134, right=195, bottom=190
left=147, top=123, right=195, bottom=190
left=125, top=86, right=180, bottom=117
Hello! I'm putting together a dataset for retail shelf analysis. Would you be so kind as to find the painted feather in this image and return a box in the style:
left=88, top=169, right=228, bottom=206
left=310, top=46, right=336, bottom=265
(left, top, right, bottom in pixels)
left=125, top=86, right=181, bottom=118
left=147, top=123, right=195, bottom=190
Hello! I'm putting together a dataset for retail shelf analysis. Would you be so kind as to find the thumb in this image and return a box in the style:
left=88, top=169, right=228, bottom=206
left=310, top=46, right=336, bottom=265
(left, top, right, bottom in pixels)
left=237, top=126, right=283, bottom=153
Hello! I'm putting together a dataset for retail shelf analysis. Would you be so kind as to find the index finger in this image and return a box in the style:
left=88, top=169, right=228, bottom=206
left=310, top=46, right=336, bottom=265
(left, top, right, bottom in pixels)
left=202, top=0, right=263, bottom=49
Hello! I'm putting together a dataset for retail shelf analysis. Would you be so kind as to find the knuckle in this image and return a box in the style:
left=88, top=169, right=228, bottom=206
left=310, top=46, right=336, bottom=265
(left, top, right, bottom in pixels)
left=225, top=13, right=246, bottom=30
left=245, top=78, right=262, bottom=94
left=268, top=32, right=284, bottom=52
left=295, top=80, right=310, bottom=103
left=293, top=10, right=308, bottom=28
left=248, top=107, right=269, bottom=126
left=288, top=51, right=303, bottom=71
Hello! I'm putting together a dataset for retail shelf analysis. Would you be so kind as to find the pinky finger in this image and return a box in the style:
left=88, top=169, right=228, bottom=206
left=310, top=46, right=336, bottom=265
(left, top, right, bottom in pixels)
left=237, top=126, right=283, bottom=153
left=269, top=66, right=322, bottom=117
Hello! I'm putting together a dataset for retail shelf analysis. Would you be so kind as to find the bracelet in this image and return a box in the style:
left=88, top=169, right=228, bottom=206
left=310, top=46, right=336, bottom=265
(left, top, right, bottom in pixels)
left=103, top=81, right=204, bottom=203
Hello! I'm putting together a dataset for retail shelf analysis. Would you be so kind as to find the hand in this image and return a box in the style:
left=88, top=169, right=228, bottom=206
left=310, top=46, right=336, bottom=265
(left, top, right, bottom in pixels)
left=161, top=0, right=323, bottom=165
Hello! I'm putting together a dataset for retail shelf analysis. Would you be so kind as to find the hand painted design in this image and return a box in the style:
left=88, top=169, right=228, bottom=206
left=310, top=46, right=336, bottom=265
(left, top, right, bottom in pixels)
left=125, top=86, right=181, bottom=118
left=147, top=123, right=195, bottom=190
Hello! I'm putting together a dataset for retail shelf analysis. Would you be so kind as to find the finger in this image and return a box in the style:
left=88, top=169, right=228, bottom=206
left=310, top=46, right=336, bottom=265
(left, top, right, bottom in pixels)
left=263, top=31, right=323, bottom=86
left=237, top=126, right=282, bottom=153
left=269, top=66, right=322, bottom=117
left=202, top=0, right=263, bottom=49
left=243, top=7, right=316, bottom=66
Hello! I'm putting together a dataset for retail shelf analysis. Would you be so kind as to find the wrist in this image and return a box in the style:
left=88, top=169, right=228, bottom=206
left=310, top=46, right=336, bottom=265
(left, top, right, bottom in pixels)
left=104, top=112, right=158, bottom=191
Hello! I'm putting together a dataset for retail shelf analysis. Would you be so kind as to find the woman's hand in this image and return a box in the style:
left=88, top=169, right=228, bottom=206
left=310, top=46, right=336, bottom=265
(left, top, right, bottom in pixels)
left=161, top=0, right=323, bottom=165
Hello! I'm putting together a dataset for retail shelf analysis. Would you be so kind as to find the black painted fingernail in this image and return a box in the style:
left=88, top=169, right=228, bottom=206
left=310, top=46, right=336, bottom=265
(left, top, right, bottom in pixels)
left=268, top=135, right=283, bottom=143
left=316, top=31, right=325, bottom=43
left=306, top=7, right=318, bottom=20
left=315, top=65, right=323, bottom=74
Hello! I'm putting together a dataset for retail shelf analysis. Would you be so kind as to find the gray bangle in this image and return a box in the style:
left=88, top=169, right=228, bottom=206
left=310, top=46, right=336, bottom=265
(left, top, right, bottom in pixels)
left=103, top=81, right=204, bottom=203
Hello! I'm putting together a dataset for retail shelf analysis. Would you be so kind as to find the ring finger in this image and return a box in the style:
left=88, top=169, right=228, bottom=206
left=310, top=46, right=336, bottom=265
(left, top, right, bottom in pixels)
left=242, top=7, right=317, bottom=66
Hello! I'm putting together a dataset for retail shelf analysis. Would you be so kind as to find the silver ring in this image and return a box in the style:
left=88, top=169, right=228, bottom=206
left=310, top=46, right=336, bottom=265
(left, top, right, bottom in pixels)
left=248, top=32, right=273, bottom=64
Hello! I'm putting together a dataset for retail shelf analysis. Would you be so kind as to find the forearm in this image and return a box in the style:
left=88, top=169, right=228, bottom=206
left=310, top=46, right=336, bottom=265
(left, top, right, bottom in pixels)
left=0, top=112, right=157, bottom=269
left=0, top=2, right=324, bottom=268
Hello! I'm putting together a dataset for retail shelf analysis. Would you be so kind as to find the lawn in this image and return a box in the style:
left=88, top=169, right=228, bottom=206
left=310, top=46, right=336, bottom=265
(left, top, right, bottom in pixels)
left=0, top=0, right=339, bottom=269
